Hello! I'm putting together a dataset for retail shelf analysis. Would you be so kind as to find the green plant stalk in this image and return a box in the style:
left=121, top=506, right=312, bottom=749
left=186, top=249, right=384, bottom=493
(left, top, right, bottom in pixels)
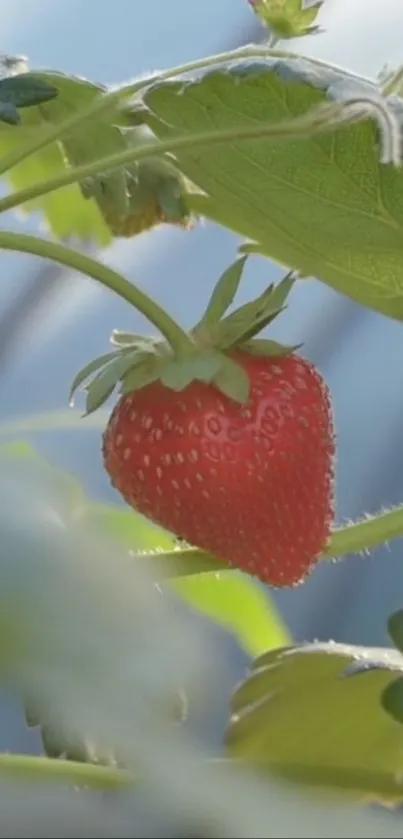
left=327, top=508, right=403, bottom=559
left=0, top=102, right=342, bottom=218
left=0, top=232, right=193, bottom=355
left=0, top=44, right=353, bottom=180
left=141, top=507, right=403, bottom=577
left=0, top=752, right=130, bottom=790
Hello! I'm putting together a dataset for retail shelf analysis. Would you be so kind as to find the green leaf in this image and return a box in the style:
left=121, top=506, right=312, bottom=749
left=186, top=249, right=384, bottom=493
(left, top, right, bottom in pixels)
left=160, top=351, right=223, bottom=390
left=172, top=572, right=290, bottom=657
left=0, top=74, right=58, bottom=108
left=0, top=101, right=20, bottom=125
left=200, top=256, right=248, bottom=328
left=0, top=127, right=110, bottom=243
left=0, top=441, right=85, bottom=517
left=145, top=58, right=403, bottom=321
left=381, top=676, right=403, bottom=726
left=0, top=70, right=121, bottom=242
left=86, top=503, right=175, bottom=552
left=225, top=641, right=403, bottom=800
left=387, top=609, right=403, bottom=653
left=213, top=356, right=250, bottom=403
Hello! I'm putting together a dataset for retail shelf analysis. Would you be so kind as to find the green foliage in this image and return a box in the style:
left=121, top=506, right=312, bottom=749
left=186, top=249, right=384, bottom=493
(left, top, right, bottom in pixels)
left=93, top=499, right=289, bottom=656
left=0, top=66, right=190, bottom=242
left=225, top=642, right=403, bottom=801
left=4, top=16, right=403, bottom=815
left=0, top=441, right=288, bottom=668
left=144, top=58, right=403, bottom=321
left=0, top=73, right=58, bottom=124
left=173, top=572, right=290, bottom=657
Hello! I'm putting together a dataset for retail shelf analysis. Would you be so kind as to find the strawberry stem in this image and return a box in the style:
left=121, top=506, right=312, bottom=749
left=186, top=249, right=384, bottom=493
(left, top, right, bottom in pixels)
left=0, top=232, right=193, bottom=356
left=140, top=507, right=403, bottom=577
left=326, top=507, right=403, bottom=559
left=0, top=752, right=130, bottom=790
left=0, top=104, right=343, bottom=218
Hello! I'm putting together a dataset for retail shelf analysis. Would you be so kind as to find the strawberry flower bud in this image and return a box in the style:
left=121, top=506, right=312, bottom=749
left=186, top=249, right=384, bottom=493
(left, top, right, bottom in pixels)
left=248, top=0, right=324, bottom=40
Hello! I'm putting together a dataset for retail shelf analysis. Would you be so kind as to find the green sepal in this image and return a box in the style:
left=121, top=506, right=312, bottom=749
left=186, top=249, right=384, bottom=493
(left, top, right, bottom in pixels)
left=110, top=329, right=162, bottom=349
left=213, top=356, right=250, bottom=404
left=160, top=351, right=223, bottom=391
left=216, top=272, right=295, bottom=350
left=120, top=356, right=164, bottom=395
left=85, top=350, right=151, bottom=415
left=69, top=351, right=121, bottom=405
left=242, top=338, right=301, bottom=357
left=197, top=255, right=248, bottom=329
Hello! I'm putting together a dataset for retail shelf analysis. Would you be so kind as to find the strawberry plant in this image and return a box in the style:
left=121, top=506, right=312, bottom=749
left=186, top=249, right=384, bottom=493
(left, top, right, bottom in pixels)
left=3, top=0, right=403, bottom=833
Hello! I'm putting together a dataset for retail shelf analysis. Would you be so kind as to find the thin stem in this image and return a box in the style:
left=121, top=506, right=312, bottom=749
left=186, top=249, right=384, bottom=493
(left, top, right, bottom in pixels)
left=326, top=508, right=403, bottom=559
left=0, top=104, right=341, bottom=218
left=138, top=548, right=227, bottom=578
left=0, top=44, right=349, bottom=179
left=144, top=506, right=403, bottom=576
left=382, top=65, right=403, bottom=96
left=0, top=232, right=193, bottom=355
left=0, top=752, right=130, bottom=790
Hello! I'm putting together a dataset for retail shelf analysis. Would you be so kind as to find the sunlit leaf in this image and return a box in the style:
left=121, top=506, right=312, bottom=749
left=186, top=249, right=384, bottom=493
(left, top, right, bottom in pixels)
left=225, top=641, right=403, bottom=800
left=173, top=572, right=290, bottom=657
left=145, top=58, right=403, bottom=320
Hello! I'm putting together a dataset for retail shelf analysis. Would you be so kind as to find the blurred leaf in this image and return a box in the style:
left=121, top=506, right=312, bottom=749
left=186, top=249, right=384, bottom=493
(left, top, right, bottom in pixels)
left=173, top=572, right=290, bottom=657
left=145, top=58, right=403, bottom=321
left=85, top=502, right=289, bottom=657
left=0, top=408, right=111, bottom=436
left=225, top=642, right=403, bottom=800
left=86, top=503, right=175, bottom=552
left=0, top=440, right=288, bottom=664
left=381, top=676, right=403, bottom=726
left=0, top=440, right=84, bottom=514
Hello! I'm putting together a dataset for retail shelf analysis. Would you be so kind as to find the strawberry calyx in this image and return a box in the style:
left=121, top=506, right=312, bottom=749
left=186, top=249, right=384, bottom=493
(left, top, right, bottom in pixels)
left=70, top=255, right=300, bottom=416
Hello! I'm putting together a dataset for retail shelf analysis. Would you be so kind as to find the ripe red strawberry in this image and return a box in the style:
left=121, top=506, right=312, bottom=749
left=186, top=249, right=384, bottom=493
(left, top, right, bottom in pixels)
left=102, top=350, right=334, bottom=587
left=71, top=261, right=335, bottom=587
